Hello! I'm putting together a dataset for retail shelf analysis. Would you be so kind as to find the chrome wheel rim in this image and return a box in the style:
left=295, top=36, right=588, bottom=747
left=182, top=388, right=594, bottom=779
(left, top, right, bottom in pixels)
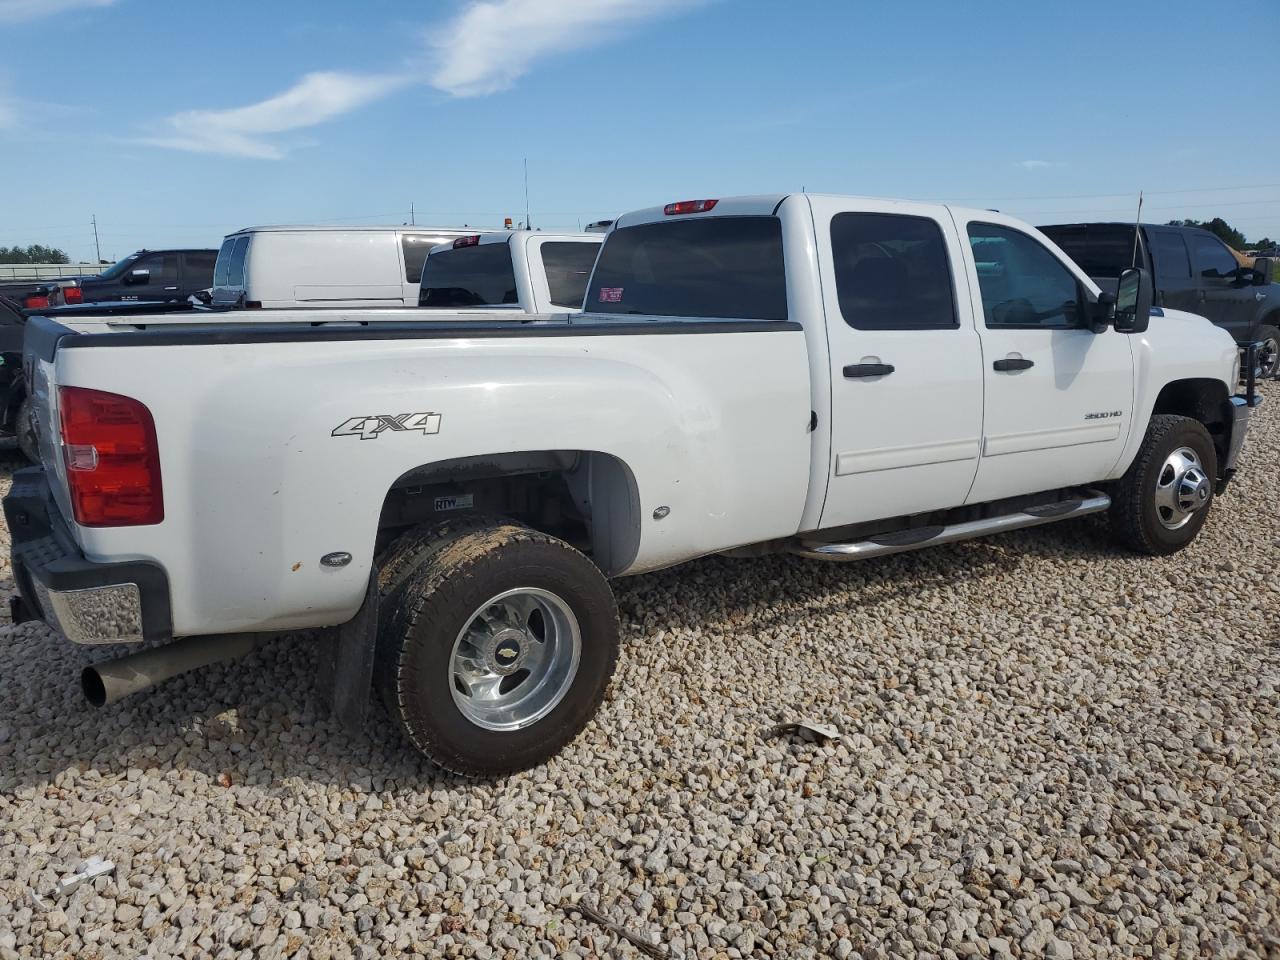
left=1154, top=446, right=1210, bottom=530
left=1260, top=338, right=1279, bottom=379
left=449, top=587, right=581, bottom=731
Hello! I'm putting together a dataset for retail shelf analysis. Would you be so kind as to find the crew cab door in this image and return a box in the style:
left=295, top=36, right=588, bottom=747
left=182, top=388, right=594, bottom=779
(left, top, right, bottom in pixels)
left=1187, top=230, right=1254, bottom=340
left=181, top=250, right=217, bottom=298
left=117, top=252, right=180, bottom=302
left=958, top=216, right=1133, bottom=504
left=1143, top=227, right=1200, bottom=316
left=810, top=197, right=984, bottom=529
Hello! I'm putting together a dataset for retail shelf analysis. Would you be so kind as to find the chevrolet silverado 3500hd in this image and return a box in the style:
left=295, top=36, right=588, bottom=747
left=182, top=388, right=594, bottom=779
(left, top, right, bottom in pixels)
left=6, top=194, right=1259, bottom=775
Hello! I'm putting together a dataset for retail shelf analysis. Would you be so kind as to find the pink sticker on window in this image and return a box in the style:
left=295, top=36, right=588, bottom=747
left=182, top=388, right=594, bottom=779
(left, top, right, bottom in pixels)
left=598, top=287, right=624, bottom=303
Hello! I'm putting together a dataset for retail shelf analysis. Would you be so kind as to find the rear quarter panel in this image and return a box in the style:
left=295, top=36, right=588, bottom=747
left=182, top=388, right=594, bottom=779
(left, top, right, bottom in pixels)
left=54, top=326, right=811, bottom=636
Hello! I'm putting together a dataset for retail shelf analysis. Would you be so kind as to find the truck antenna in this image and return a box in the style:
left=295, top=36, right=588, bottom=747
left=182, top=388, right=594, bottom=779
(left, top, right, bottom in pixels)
left=1130, top=191, right=1144, bottom=268
left=523, top=157, right=531, bottom=231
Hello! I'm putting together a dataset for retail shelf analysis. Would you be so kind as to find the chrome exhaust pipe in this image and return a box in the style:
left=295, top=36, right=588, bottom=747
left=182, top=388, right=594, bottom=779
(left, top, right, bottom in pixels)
left=81, top=633, right=257, bottom=707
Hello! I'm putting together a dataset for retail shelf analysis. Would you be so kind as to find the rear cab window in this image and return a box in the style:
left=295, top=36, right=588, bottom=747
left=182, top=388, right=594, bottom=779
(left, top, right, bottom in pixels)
left=419, top=241, right=518, bottom=307
left=539, top=241, right=600, bottom=309
left=586, top=217, right=786, bottom=320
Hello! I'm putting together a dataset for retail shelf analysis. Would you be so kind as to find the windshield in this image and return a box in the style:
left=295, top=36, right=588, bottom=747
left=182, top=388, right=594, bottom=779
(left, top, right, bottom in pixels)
left=95, top=251, right=144, bottom=282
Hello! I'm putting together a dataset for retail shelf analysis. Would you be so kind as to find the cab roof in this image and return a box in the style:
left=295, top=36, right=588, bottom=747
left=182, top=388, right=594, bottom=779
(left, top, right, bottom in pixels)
left=227, top=225, right=497, bottom=236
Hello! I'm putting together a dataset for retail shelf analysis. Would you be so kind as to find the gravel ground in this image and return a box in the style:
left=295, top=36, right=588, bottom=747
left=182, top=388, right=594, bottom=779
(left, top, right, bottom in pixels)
left=1, top=393, right=1278, bottom=960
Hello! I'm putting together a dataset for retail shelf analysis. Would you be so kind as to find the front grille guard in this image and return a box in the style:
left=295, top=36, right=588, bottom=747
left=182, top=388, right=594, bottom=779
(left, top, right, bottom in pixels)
left=1240, top=341, right=1261, bottom=406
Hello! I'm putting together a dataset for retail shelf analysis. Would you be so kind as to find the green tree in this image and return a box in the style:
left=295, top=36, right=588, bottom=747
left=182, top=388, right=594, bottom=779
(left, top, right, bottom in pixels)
left=0, top=243, right=71, bottom=264
left=1166, top=217, right=1248, bottom=250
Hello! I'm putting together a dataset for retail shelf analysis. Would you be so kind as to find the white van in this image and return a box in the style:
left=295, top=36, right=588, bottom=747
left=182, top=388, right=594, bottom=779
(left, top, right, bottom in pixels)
left=210, top=225, right=497, bottom=309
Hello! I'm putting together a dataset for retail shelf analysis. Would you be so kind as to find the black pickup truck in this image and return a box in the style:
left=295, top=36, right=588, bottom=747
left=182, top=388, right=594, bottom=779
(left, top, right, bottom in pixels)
left=1040, top=222, right=1279, bottom=376
left=0, top=249, right=217, bottom=460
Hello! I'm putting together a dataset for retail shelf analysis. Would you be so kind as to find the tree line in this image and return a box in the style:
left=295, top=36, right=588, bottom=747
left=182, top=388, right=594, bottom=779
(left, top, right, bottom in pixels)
left=0, top=244, right=71, bottom=264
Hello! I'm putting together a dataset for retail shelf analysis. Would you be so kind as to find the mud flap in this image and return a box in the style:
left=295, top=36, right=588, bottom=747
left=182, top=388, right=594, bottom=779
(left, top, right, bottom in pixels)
left=317, top=570, right=380, bottom=733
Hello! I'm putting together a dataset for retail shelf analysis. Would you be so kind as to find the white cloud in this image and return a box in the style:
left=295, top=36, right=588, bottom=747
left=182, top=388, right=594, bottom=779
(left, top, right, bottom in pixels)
left=427, top=0, right=697, bottom=97
left=0, top=0, right=115, bottom=23
left=141, top=0, right=698, bottom=158
left=142, top=71, right=409, bottom=159
left=1016, top=159, right=1064, bottom=170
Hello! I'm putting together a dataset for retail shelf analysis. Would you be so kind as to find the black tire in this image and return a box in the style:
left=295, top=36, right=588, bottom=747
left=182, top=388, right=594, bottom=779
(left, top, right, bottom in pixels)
left=1109, top=414, right=1217, bottom=555
left=15, top=395, right=38, bottom=463
left=374, top=518, right=619, bottom=777
left=1255, top=324, right=1280, bottom=380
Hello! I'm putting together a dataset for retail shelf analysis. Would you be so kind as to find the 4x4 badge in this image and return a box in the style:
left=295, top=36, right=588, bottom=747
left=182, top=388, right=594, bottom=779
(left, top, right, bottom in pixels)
left=332, top=413, right=442, bottom=440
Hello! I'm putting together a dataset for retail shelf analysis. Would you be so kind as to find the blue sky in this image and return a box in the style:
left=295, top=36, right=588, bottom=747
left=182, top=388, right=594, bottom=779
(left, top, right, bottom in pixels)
left=2, top=0, right=1277, bottom=262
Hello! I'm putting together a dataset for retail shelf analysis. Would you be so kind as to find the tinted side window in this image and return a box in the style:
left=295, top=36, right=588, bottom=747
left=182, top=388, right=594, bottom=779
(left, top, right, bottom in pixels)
left=541, top=241, right=600, bottom=308
left=1038, top=224, right=1134, bottom=277
left=136, top=254, right=178, bottom=285
left=213, top=239, right=235, bottom=287
left=830, top=213, right=956, bottom=330
left=227, top=236, right=250, bottom=287
left=587, top=217, right=786, bottom=320
left=1147, top=230, right=1192, bottom=280
left=967, top=223, right=1081, bottom=328
left=1189, top=234, right=1238, bottom=279
left=185, top=252, right=217, bottom=286
left=420, top=243, right=518, bottom=307
left=401, top=234, right=440, bottom=284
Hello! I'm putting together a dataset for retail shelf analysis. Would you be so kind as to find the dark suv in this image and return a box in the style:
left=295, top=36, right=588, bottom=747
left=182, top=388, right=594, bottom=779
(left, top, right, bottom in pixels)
left=1040, top=222, right=1280, bottom=375
left=71, top=248, right=218, bottom=305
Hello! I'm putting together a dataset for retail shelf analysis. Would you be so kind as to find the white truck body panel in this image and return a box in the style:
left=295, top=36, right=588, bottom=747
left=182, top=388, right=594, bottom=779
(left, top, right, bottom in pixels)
left=26, top=193, right=1242, bottom=642
left=50, top=322, right=811, bottom=634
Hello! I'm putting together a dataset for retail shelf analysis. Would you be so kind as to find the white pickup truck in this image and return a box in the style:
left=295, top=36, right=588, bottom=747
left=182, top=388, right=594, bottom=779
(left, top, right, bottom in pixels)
left=419, top=230, right=603, bottom=313
left=7, top=194, right=1259, bottom=776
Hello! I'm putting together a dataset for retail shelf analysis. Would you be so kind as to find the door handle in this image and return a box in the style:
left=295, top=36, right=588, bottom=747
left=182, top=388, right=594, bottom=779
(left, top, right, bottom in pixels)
left=843, top=363, right=895, bottom=378
left=993, top=358, right=1034, bottom=372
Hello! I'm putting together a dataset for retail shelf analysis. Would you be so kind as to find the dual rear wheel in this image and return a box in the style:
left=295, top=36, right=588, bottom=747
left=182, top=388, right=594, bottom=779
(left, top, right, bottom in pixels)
left=374, top=519, right=619, bottom=777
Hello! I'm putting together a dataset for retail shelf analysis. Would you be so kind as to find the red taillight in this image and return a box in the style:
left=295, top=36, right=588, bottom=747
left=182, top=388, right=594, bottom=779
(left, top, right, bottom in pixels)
left=453, top=235, right=481, bottom=248
left=24, top=294, right=49, bottom=309
left=663, top=199, right=719, bottom=216
left=58, top=386, right=163, bottom=527
left=62, top=286, right=83, bottom=305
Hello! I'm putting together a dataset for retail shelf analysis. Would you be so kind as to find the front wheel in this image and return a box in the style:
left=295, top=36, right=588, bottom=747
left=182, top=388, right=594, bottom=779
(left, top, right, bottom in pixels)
left=375, top=519, right=619, bottom=776
left=1109, top=414, right=1217, bottom=555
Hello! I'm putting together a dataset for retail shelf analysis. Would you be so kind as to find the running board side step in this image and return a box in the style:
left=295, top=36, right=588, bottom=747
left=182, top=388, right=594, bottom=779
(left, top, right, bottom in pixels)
left=789, top=492, right=1111, bottom=562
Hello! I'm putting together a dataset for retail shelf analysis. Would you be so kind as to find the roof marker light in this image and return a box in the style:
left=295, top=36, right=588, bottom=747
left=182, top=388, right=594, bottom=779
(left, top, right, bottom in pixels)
left=663, top=199, right=719, bottom=216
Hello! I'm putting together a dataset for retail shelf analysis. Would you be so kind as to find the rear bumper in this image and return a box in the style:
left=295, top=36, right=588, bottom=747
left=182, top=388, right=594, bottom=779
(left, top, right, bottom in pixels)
left=3, top=466, right=170, bottom=644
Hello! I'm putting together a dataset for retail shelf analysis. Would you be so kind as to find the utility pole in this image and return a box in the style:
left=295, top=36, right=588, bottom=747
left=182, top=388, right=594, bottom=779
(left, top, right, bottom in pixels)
left=523, top=157, right=531, bottom=231
left=410, top=202, right=415, bottom=226
left=91, top=214, right=102, bottom=263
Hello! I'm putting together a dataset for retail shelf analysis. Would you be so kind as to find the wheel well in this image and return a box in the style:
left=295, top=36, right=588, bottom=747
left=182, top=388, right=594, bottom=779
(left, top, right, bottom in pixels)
left=375, top=450, right=641, bottom=575
left=1150, top=378, right=1230, bottom=463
